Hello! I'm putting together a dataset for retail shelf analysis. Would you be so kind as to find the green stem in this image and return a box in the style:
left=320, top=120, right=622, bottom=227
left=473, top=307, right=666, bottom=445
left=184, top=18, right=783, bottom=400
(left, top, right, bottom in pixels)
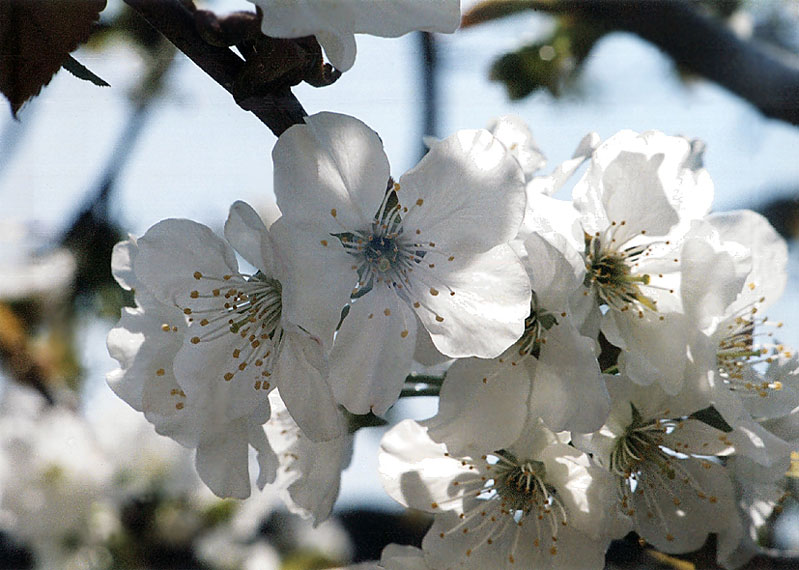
left=399, top=386, right=441, bottom=398
left=404, top=373, right=446, bottom=386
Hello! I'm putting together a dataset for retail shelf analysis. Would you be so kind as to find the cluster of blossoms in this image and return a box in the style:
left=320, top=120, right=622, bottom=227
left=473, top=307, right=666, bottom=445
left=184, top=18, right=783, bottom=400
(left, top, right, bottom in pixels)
left=0, top=384, right=351, bottom=569
left=105, top=1, right=799, bottom=568
left=109, top=110, right=799, bottom=568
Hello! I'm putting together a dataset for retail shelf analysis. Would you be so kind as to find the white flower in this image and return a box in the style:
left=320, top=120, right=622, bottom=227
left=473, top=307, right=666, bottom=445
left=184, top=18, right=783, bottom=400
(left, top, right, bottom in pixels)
left=0, top=387, right=112, bottom=569
left=680, top=210, right=796, bottom=466
left=264, top=391, right=354, bottom=525
left=273, top=112, right=531, bottom=415
left=573, top=376, right=742, bottom=559
left=379, top=419, right=624, bottom=569
left=107, top=201, right=342, bottom=498
left=720, top=454, right=794, bottom=568
left=427, top=231, right=609, bottom=454
left=527, top=130, right=713, bottom=393
left=485, top=115, right=546, bottom=184
left=249, top=0, right=461, bottom=71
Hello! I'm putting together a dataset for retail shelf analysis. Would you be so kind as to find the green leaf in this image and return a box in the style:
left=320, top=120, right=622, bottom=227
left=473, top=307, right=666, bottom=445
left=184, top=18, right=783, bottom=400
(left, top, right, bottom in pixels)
left=490, top=17, right=608, bottom=100
left=690, top=406, right=733, bottom=433
left=62, top=54, right=109, bottom=87
left=630, top=402, right=643, bottom=427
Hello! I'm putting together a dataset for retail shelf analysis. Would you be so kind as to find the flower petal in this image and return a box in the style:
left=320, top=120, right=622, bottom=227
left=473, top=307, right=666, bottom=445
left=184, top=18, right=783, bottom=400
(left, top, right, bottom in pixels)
left=329, top=287, right=416, bottom=415
left=273, top=112, right=390, bottom=233
left=399, top=128, right=526, bottom=254
left=427, top=355, right=529, bottom=455
left=224, top=200, right=276, bottom=276
left=411, top=245, right=530, bottom=359
left=275, top=329, right=344, bottom=441
left=195, top=419, right=252, bottom=499
left=135, top=218, right=239, bottom=308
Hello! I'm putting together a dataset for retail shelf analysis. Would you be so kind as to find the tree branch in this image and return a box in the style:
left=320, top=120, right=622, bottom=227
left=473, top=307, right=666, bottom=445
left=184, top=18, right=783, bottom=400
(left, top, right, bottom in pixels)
left=563, top=0, right=799, bottom=127
left=468, top=0, right=799, bottom=127
left=123, top=0, right=306, bottom=137
left=584, top=1, right=799, bottom=126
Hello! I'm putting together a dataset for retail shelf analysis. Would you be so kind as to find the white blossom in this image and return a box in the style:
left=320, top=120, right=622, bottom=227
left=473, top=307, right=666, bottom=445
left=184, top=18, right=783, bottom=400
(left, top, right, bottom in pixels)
left=249, top=0, right=460, bottom=71
left=428, top=231, right=609, bottom=454
left=380, top=419, right=624, bottom=569
left=107, top=202, right=343, bottom=498
left=264, top=391, right=354, bottom=525
left=573, top=376, right=742, bottom=559
left=273, top=112, right=531, bottom=415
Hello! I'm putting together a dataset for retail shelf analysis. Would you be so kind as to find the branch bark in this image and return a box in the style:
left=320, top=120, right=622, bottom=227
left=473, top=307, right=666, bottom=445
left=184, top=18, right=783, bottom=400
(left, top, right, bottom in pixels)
left=123, top=0, right=306, bottom=137
left=560, top=0, right=799, bottom=127
left=468, top=0, right=799, bottom=127
left=583, top=1, right=799, bottom=127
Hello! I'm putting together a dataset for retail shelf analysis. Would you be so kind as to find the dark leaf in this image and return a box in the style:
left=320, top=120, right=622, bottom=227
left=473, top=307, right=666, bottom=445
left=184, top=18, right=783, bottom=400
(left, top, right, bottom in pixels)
left=0, top=0, right=106, bottom=117
left=461, top=0, right=543, bottom=28
left=690, top=406, right=734, bottom=433
left=61, top=54, right=109, bottom=87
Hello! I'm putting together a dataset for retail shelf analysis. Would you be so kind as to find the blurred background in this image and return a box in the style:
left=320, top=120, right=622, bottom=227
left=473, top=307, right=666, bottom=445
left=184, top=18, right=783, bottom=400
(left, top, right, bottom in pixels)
left=2, top=0, right=799, bottom=568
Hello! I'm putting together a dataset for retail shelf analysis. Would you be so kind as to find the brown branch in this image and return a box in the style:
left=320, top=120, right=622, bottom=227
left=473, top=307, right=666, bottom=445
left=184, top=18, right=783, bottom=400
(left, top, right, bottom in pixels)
left=575, top=0, right=799, bottom=127
left=123, top=0, right=306, bottom=137
left=469, top=0, right=799, bottom=128
left=0, top=304, right=55, bottom=405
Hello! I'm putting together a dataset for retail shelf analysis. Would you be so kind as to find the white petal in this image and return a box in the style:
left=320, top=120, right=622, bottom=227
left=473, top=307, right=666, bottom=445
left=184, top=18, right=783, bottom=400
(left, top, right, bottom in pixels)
left=399, top=128, right=526, bottom=254
left=574, top=148, right=680, bottom=241
left=541, top=443, right=630, bottom=541
left=275, top=330, right=344, bottom=441
left=709, top=209, right=788, bottom=309
left=135, top=218, right=239, bottom=307
left=526, top=131, right=598, bottom=196
left=603, top=311, right=691, bottom=394
left=110, top=237, right=137, bottom=291
left=269, top=218, right=357, bottom=351
left=253, top=0, right=459, bottom=38
left=351, top=0, right=460, bottom=36
left=284, top=432, right=353, bottom=525
left=412, top=321, right=450, bottom=367
left=531, top=320, right=609, bottom=433
left=315, top=29, right=357, bottom=71
left=680, top=235, right=743, bottom=330
left=427, top=356, right=529, bottom=455
left=412, top=245, right=530, bottom=359
left=633, top=458, right=738, bottom=555
left=195, top=420, right=252, bottom=499
left=248, top=420, right=278, bottom=489
left=520, top=231, right=584, bottom=311
left=266, top=393, right=353, bottom=525
left=273, top=112, right=390, bottom=233
left=378, top=420, right=470, bottom=511
left=487, top=114, right=546, bottom=180
left=173, top=331, right=271, bottom=424
left=379, top=544, right=427, bottom=570
left=224, top=200, right=276, bottom=276
left=329, top=288, right=416, bottom=415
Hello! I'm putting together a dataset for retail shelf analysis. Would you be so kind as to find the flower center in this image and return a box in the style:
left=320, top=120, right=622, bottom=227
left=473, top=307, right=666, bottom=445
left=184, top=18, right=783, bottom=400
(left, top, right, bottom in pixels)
left=434, top=451, right=568, bottom=561
left=184, top=270, right=283, bottom=387
left=584, top=229, right=657, bottom=316
left=609, top=411, right=670, bottom=479
left=494, top=453, right=553, bottom=514
left=607, top=404, right=722, bottom=544
left=335, top=187, right=428, bottom=297
left=716, top=301, right=790, bottom=399
left=516, top=292, right=558, bottom=359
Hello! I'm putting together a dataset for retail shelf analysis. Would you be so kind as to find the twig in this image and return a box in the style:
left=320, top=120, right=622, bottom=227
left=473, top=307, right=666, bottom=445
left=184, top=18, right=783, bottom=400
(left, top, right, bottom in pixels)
left=123, top=0, right=306, bottom=136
